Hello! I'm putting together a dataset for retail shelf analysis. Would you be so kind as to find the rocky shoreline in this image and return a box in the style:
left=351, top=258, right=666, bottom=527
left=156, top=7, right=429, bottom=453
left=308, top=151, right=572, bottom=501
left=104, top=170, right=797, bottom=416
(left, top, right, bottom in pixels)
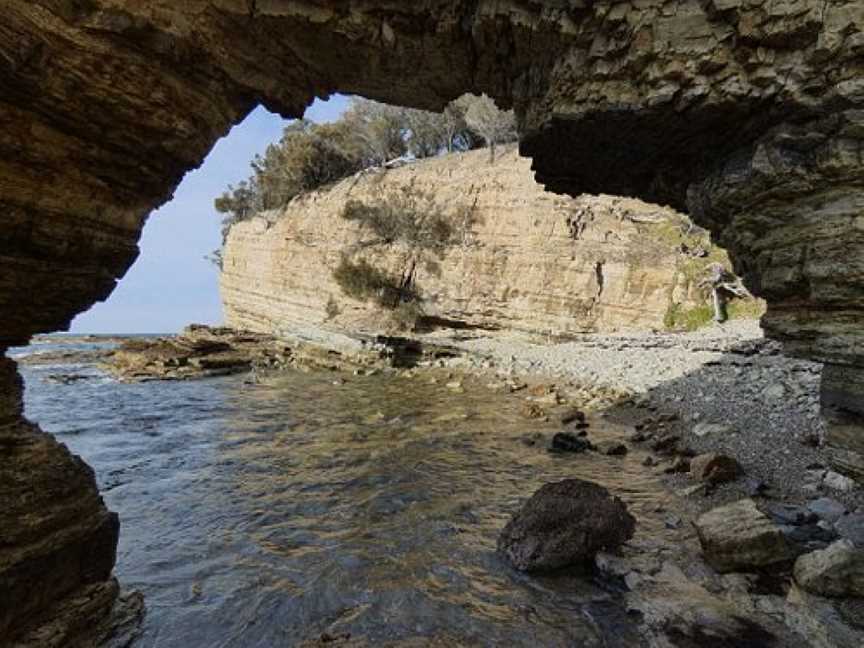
left=26, top=320, right=864, bottom=646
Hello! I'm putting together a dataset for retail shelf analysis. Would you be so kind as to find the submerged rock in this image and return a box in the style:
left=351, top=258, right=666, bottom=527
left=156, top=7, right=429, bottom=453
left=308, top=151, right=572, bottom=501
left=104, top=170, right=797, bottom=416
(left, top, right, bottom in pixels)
left=548, top=432, right=591, bottom=454
left=694, top=499, right=793, bottom=572
left=794, top=540, right=864, bottom=598
left=594, top=440, right=628, bottom=456
left=498, top=479, right=635, bottom=572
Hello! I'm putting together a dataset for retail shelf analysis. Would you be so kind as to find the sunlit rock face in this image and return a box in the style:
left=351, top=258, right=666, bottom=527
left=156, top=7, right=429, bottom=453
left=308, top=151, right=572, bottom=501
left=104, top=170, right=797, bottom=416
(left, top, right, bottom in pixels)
left=2, top=0, right=864, bottom=642
left=221, top=147, right=713, bottom=338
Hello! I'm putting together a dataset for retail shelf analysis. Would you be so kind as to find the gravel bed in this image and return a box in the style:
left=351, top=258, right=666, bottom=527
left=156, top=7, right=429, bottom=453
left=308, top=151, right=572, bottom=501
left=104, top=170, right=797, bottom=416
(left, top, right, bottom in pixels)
left=424, top=320, right=863, bottom=510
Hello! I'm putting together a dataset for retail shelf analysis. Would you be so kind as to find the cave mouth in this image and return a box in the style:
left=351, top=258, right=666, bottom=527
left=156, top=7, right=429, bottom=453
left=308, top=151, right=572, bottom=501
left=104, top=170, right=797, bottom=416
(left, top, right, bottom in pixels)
left=3, top=1, right=864, bottom=645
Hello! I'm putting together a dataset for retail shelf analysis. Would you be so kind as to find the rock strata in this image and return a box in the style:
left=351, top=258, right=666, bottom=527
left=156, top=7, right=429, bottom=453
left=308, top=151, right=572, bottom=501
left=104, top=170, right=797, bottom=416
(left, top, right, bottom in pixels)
left=222, top=148, right=721, bottom=339
left=0, top=359, right=123, bottom=644
left=498, top=479, right=635, bottom=572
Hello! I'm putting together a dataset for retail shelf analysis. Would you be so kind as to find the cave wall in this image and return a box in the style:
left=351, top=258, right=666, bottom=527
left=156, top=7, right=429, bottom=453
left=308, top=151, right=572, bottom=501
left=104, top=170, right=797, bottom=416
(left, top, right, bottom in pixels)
left=2, top=0, right=864, bottom=642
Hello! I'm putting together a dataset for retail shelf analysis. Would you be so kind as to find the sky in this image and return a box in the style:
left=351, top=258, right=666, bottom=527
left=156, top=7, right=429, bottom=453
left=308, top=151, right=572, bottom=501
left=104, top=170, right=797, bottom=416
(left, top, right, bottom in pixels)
left=70, top=96, right=350, bottom=334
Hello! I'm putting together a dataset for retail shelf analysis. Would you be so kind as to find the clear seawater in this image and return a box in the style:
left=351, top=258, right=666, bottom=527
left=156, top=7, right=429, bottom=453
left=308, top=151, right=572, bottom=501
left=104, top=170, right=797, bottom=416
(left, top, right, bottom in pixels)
left=13, top=338, right=672, bottom=647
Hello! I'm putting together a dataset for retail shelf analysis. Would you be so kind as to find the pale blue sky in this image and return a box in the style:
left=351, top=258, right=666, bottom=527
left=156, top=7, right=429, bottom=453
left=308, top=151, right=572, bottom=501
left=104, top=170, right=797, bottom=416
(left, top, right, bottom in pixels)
left=71, top=96, right=350, bottom=334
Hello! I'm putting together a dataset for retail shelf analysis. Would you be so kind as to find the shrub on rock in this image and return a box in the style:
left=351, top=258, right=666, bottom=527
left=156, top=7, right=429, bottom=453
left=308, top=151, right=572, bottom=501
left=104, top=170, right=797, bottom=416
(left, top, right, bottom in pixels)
left=497, top=479, right=636, bottom=572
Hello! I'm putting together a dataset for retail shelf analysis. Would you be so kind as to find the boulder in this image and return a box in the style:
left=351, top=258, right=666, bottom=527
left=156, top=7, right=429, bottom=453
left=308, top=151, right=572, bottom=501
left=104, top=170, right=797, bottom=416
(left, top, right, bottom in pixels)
left=794, top=540, right=864, bottom=598
left=694, top=499, right=793, bottom=572
left=807, top=498, right=848, bottom=524
left=498, top=479, right=635, bottom=572
left=690, top=453, right=742, bottom=485
left=824, top=471, right=857, bottom=493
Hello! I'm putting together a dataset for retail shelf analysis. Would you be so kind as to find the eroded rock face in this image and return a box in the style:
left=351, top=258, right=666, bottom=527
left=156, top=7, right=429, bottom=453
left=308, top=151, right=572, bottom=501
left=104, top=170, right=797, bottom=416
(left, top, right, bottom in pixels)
left=694, top=499, right=793, bottom=572
left=222, top=147, right=713, bottom=338
left=0, top=359, right=121, bottom=644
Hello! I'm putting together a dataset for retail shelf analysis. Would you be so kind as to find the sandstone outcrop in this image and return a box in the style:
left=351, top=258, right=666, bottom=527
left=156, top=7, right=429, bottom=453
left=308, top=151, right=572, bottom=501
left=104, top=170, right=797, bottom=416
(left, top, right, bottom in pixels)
left=3, top=0, right=864, bottom=641
left=222, top=148, right=724, bottom=339
left=104, top=324, right=466, bottom=381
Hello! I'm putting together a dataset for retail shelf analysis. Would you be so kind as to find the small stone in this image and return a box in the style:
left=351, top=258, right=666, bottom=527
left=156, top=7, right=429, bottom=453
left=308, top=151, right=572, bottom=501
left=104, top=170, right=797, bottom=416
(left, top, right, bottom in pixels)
left=794, top=540, right=864, bottom=598
left=549, top=432, right=591, bottom=454
left=595, top=440, right=628, bottom=456
left=808, top=498, right=848, bottom=524
left=692, top=422, right=732, bottom=438
left=650, top=434, right=680, bottom=454
left=690, top=453, right=742, bottom=485
left=642, top=456, right=657, bottom=467
left=559, top=408, right=586, bottom=425
left=664, top=457, right=691, bottom=474
left=824, top=471, right=856, bottom=493
left=520, top=402, right=545, bottom=419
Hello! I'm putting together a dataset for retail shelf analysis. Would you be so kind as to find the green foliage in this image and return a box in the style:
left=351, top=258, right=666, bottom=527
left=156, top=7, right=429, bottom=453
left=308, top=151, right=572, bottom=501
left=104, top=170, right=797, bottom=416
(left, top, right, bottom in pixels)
left=664, top=304, right=715, bottom=331
left=332, top=257, right=407, bottom=307
left=215, top=95, right=497, bottom=239
left=728, top=298, right=766, bottom=320
left=341, top=187, right=455, bottom=252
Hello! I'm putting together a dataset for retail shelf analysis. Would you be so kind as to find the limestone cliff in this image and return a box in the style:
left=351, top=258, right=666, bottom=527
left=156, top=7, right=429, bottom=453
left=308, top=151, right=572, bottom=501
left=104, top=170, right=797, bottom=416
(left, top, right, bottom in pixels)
left=222, top=148, right=730, bottom=339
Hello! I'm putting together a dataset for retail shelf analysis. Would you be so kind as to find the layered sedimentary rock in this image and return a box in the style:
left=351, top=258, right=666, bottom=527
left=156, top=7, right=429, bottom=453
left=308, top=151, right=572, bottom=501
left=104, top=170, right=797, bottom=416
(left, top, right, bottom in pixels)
left=2, top=0, right=864, bottom=642
left=222, top=147, right=719, bottom=337
left=0, top=358, right=125, bottom=645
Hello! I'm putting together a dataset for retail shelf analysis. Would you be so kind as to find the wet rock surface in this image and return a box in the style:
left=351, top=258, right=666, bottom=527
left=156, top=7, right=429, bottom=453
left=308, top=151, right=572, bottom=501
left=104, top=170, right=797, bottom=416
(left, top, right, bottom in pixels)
left=498, top=479, right=636, bottom=572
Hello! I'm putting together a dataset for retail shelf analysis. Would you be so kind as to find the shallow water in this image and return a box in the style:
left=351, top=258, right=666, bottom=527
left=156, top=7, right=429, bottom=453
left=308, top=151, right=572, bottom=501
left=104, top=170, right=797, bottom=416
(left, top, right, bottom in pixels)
left=16, top=340, right=676, bottom=647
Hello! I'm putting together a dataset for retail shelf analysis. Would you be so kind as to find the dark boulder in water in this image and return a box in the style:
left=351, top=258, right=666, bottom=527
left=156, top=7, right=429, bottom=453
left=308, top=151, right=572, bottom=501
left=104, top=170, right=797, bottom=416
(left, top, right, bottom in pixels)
left=548, top=432, right=592, bottom=453
left=498, top=479, right=636, bottom=572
